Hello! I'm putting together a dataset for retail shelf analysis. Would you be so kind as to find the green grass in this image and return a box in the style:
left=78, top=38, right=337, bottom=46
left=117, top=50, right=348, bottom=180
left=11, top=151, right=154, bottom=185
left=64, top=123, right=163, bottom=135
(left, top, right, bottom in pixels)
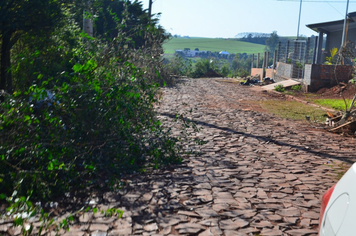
left=257, top=100, right=326, bottom=121
left=163, top=37, right=266, bottom=55
left=312, top=99, right=351, bottom=110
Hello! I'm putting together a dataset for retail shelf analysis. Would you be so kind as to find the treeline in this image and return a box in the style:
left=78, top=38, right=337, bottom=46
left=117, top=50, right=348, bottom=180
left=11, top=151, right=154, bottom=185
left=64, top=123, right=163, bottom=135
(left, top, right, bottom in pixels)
left=236, top=32, right=271, bottom=45
left=166, top=52, right=273, bottom=79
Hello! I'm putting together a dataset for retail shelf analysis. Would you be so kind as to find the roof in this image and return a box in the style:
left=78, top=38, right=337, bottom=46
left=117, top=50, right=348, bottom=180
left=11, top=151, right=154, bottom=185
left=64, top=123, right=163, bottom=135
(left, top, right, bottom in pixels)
left=306, top=11, right=356, bottom=33
left=219, top=51, right=229, bottom=55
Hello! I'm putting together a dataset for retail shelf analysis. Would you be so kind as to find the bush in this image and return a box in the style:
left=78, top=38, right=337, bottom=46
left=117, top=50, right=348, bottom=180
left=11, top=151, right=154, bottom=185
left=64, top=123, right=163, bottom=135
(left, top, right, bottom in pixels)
left=291, top=84, right=302, bottom=91
left=191, top=59, right=221, bottom=78
left=0, top=5, right=188, bottom=201
left=274, top=84, right=285, bottom=92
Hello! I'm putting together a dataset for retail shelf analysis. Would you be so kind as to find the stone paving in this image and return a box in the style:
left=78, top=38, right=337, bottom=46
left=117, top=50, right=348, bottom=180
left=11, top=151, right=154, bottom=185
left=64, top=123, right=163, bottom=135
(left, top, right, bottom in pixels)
left=2, top=78, right=356, bottom=236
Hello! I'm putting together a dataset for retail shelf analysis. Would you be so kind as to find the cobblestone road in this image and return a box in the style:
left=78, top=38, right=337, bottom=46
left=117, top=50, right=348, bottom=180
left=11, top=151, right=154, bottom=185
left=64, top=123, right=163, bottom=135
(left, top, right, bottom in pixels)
left=3, top=78, right=356, bottom=236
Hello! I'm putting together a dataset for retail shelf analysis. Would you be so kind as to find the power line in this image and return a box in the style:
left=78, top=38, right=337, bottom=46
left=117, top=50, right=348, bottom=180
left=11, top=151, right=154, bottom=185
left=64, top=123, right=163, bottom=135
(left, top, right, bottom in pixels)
left=324, top=0, right=344, bottom=16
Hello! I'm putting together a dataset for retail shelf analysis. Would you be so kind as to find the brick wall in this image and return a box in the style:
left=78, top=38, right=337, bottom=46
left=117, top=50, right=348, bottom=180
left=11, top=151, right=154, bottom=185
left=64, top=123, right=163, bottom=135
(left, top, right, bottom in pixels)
left=303, top=64, right=353, bottom=92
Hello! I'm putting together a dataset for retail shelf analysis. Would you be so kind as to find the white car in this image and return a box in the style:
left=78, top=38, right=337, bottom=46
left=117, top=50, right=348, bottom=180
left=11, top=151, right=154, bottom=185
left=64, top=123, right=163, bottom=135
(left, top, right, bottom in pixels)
left=319, top=163, right=356, bottom=235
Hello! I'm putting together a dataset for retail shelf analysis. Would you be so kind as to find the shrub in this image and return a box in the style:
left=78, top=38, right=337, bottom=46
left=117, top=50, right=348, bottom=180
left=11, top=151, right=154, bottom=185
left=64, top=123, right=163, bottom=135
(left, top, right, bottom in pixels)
left=291, top=84, right=302, bottom=91
left=274, top=84, right=285, bottom=92
left=0, top=5, right=190, bottom=201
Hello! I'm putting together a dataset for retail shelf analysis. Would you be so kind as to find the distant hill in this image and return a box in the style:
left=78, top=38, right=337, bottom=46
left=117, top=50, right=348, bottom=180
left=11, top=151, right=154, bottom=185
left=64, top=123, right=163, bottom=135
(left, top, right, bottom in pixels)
left=163, top=37, right=266, bottom=55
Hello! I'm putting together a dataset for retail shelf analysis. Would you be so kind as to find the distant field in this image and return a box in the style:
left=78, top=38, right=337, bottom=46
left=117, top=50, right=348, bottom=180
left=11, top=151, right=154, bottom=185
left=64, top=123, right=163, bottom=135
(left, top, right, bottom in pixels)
left=163, top=37, right=266, bottom=55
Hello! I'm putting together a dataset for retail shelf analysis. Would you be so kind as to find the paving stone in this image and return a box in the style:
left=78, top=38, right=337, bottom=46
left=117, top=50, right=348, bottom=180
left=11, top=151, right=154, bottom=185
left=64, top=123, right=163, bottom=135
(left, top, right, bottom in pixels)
left=195, top=208, right=219, bottom=218
left=143, top=223, right=158, bottom=231
left=79, top=213, right=93, bottom=223
left=266, top=214, right=283, bottom=221
left=285, top=228, right=319, bottom=235
left=177, top=210, right=202, bottom=218
left=198, top=219, right=219, bottom=227
left=108, top=227, right=132, bottom=235
left=89, top=224, right=110, bottom=232
left=301, top=218, right=311, bottom=227
left=256, top=204, right=284, bottom=210
left=224, top=230, right=249, bottom=236
left=219, top=219, right=249, bottom=230
left=251, top=220, right=274, bottom=228
left=62, top=231, right=85, bottom=236
left=284, top=217, right=298, bottom=224
left=198, top=229, right=215, bottom=236
left=260, top=228, right=284, bottom=236
left=276, top=207, right=301, bottom=217
left=91, top=231, right=107, bottom=236
left=302, top=211, right=320, bottom=219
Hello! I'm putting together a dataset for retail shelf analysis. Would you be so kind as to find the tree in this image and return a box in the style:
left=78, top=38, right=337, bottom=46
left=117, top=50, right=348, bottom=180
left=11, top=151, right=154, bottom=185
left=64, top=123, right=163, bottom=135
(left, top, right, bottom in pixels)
left=0, top=0, right=65, bottom=93
left=265, top=31, right=279, bottom=54
left=94, top=0, right=166, bottom=48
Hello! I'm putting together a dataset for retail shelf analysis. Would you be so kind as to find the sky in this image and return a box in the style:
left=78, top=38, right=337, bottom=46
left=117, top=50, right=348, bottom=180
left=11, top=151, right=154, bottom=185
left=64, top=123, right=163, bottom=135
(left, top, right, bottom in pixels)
left=138, top=0, right=356, bottom=38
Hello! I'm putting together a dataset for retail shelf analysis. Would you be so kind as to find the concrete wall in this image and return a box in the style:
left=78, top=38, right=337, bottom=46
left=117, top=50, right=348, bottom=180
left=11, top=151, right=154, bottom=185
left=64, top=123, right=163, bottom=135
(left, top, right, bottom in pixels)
left=303, top=64, right=353, bottom=92
left=273, top=62, right=293, bottom=82
left=251, top=68, right=274, bottom=80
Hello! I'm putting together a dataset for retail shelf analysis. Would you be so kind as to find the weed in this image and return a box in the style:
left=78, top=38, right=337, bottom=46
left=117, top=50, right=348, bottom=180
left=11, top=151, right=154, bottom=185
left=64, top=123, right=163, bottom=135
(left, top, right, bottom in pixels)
left=291, top=84, right=302, bottom=91
left=274, top=84, right=285, bottom=92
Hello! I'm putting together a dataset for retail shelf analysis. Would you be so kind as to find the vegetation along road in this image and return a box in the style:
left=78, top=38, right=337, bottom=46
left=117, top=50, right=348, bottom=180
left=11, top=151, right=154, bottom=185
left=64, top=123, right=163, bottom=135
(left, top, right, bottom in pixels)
left=3, top=78, right=355, bottom=235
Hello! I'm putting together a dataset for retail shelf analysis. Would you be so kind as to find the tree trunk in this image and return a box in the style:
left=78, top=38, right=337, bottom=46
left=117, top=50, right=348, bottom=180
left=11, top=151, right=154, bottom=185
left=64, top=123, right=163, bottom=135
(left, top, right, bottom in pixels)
left=1, top=31, right=12, bottom=93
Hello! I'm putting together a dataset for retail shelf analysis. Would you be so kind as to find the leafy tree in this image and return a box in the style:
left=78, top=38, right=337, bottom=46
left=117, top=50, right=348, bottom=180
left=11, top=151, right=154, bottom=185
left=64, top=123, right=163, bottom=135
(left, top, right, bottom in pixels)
left=0, top=0, right=65, bottom=93
left=0, top=1, right=186, bottom=200
left=265, top=31, right=279, bottom=54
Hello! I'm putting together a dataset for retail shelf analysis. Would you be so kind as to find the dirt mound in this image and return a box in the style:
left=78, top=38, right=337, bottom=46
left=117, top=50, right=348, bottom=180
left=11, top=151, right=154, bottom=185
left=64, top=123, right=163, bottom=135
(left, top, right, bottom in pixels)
left=316, top=83, right=356, bottom=99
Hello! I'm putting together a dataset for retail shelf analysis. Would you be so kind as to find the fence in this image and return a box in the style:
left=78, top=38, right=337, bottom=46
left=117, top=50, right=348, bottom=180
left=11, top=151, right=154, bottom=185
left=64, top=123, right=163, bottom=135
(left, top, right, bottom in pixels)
left=276, top=37, right=317, bottom=79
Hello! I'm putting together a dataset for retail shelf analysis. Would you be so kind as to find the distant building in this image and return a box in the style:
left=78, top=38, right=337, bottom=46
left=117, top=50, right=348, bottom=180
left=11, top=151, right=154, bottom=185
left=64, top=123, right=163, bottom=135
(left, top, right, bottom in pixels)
left=219, top=51, right=229, bottom=55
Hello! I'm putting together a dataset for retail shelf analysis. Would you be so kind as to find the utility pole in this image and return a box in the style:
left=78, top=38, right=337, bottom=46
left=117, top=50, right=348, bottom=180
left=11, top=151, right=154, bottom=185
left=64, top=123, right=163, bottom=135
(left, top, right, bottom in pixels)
left=341, top=0, right=350, bottom=48
left=297, top=0, right=302, bottom=39
left=148, top=0, right=153, bottom=20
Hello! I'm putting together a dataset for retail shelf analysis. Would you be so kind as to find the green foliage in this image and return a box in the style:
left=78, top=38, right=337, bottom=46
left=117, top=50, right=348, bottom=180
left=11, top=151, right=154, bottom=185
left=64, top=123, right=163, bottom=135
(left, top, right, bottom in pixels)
left=191, top=59, right=221, bottom=78
left=274, top=84, right=285, bottom=92
left=325, top=48, right=338, bottom=65
left=2, top=191, right=122, bottom=235
left=265, top=31, right=279, bottom=53
left=220, top=64, right=230, bottom=77
left=313, top=98, right=351, bottom=110
left=291, top=84, right=302, bottom=91
left=0, top=1, right=197, bottom=203
left=164, top=55, right=193, bottom=76
left=0, top=2, right=205, bottom=235
left=0, top=0, right=67, bottom=92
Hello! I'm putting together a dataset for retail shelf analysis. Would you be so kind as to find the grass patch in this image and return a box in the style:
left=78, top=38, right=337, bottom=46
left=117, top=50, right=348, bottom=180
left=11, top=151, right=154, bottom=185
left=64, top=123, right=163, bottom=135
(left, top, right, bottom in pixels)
left=313, top=99, right=351, bottom=110
left=163, top=37, right=266, bottom=54
left=257, top=100, right=326, bottom=121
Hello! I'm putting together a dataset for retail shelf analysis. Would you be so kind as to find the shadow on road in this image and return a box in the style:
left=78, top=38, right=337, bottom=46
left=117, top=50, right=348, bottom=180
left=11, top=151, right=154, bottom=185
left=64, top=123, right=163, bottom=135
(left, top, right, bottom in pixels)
left=159, top=112, right=354, bottom=164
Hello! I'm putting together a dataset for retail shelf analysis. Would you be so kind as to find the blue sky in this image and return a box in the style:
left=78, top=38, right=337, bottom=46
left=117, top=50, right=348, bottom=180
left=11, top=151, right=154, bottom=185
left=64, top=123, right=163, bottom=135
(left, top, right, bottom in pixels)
left=139, top=0, right=356, bottom=38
